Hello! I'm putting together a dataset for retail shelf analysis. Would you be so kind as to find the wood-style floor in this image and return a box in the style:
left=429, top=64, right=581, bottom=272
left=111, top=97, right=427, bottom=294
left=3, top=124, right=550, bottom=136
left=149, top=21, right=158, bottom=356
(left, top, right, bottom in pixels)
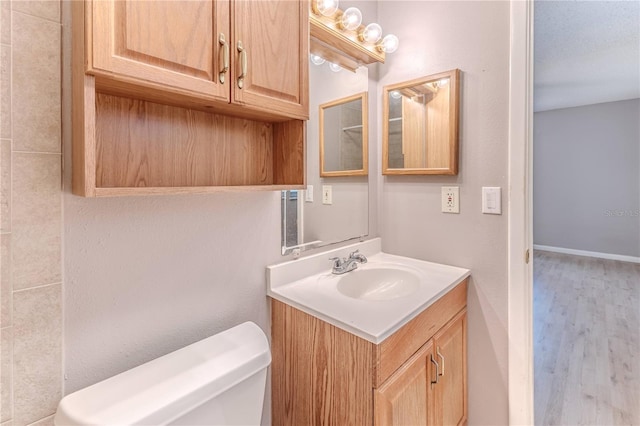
left=534, top=250, right=640, bottom=425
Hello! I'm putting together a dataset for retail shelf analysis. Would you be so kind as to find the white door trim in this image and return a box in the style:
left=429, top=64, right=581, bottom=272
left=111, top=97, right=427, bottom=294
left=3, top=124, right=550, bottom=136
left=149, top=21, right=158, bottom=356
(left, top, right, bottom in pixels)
left=508, top=1, right=534, bottom=424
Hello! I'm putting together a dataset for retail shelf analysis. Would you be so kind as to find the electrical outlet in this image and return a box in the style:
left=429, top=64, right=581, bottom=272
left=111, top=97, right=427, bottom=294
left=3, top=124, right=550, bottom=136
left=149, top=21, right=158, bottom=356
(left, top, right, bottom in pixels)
left=441, top=187, right=460, bottom=213
left=305, top=185, right=313, bottom=202
left=322, top=185, right=332, bottom=205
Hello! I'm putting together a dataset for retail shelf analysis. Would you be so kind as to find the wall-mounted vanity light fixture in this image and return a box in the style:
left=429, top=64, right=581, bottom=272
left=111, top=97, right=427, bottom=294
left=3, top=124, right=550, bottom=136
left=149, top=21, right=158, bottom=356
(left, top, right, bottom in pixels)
left=309, top=0, right=399, bottom=72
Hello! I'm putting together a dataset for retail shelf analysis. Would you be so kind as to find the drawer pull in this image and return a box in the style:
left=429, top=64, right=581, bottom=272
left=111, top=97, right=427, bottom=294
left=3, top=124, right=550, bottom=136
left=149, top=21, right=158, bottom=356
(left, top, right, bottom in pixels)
left=219, top=33, right=229, bottom=84
left=430, top=354, right=439, bottom=385
left=237, top=40, right=247, bottom=89
left=437, top=346, right=445, bottom=376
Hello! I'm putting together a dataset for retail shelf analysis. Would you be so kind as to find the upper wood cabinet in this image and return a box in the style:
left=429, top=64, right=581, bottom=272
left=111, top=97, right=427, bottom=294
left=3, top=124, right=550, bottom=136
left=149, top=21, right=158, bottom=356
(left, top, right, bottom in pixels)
left=90, top=1, right=230, bottom=103
left=72, top=1, right=308, bottom=197
left=86, top=0, right=308, bottom=121
left=232, top=1, right=308, bottom=118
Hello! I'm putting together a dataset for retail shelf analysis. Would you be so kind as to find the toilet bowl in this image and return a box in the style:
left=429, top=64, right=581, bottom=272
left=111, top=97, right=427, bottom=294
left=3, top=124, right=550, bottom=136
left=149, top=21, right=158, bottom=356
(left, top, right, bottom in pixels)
left=54, top=322, right=271, bottom=425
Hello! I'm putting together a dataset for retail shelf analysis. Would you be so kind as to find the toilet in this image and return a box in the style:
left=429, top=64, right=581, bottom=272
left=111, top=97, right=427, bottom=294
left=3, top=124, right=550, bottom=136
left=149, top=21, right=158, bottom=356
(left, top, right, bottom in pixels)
left=54, top=322, right=271, bottom=425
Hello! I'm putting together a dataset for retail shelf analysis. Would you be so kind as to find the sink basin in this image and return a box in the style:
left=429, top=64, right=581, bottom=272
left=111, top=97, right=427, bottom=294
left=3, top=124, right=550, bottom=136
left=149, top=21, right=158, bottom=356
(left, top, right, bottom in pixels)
left=336, top=266, right=420, bottom=301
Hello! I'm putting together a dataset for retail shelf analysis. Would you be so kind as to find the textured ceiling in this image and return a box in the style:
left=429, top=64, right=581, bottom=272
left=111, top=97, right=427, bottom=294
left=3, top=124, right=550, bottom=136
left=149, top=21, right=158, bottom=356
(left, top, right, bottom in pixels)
left=534, top=0, right=640, bottom=112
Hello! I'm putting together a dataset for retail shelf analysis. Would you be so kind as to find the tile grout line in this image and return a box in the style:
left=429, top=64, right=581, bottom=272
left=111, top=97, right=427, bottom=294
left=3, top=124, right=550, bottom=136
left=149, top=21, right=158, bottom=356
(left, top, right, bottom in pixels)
left=10, top=9, right=61, bottom=26
left=12, top=281, right=62, bottom=294
left=11, top=151, right=61, bottom=156
left=25, top=414, right=55, bottom=426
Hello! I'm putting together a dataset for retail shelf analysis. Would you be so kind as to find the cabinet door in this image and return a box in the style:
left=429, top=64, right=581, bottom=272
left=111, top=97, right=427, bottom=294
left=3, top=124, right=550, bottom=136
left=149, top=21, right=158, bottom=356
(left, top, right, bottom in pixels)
left=374, top=340, right=435, bottom=426
left=432, top=310, right=467, bottom=426
left=233, top=0, right=309, bottom=119
left=90, top=0, right=230, bottom=102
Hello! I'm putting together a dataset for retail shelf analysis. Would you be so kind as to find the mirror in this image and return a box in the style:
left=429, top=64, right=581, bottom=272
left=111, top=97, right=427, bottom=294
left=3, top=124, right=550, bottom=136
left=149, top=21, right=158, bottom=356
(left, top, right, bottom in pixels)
left=320, top=92, right=368, bottom=177
left=281, top=64, right=369, bottom=255
left=383, top=69, right=460, bottom=175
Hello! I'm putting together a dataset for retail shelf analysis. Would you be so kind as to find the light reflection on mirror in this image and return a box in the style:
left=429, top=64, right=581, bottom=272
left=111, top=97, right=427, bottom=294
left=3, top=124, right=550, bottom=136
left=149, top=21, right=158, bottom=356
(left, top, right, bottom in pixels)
left=281, top=64, right=369, bottom=255
left=383, top=69, right=460, bottom=175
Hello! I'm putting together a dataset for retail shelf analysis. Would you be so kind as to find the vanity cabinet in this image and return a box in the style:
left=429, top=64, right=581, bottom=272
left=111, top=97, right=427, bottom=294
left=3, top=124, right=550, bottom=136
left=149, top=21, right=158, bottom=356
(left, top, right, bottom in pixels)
left=271, top=278, right=468, bottom=425
left=72, top=0, right=308, bottom=197
left=375, top=310, right=466, bottom=425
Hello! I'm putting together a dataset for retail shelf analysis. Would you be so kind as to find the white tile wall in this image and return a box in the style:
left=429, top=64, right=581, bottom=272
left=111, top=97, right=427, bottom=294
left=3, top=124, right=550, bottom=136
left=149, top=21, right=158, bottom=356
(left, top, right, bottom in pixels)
left=0, top=1, right=62, bottom=424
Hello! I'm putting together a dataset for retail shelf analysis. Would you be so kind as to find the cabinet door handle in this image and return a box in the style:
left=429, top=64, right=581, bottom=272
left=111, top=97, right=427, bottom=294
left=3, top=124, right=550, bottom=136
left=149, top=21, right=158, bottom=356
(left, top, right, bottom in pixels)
left=237, top=40, right=247, bottom=89
left=437, top=346, right=445, bottom=376
left=219, top=33, right=229, bottom=84
left=430, top=354, right=440, bottom=385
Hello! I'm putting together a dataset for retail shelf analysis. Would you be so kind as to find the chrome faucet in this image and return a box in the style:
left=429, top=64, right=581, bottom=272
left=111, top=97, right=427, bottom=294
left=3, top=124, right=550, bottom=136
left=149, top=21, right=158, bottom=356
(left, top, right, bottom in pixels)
left=329, top=250, right=368, bottom=275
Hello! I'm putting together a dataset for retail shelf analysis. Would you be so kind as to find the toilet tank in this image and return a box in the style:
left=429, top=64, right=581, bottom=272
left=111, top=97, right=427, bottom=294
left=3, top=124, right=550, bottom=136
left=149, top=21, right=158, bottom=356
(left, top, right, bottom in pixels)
left=55, top=322, right=271, bottom=425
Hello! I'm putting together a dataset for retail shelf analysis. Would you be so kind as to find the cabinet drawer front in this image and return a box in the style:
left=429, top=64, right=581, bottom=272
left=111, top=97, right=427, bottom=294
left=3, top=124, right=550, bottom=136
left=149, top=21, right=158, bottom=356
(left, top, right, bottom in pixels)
left=90, top=0, right=230, bottom=101
left=375, top=278, right=468, bottom=387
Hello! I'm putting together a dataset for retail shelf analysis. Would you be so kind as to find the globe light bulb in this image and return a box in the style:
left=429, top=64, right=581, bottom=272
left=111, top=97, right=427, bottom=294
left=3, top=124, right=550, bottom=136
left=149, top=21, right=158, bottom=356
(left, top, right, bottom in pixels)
left=340, top=7, right=362, bottom=31
left=314, top=0, right=339, bottom=17
left=378, top=34, right=399, bottom=53
left=329, top=62, right=342, bottom=72
left=390, top=90, right=402, bottom=100
left=310, top=54, right=326, bottom=65
left=360, top=23, right=382, bottom=43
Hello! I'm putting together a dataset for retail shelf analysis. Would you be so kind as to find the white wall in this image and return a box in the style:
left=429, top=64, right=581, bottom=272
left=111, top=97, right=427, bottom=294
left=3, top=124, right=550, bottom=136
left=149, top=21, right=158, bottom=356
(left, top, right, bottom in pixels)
left=61, top=4, right=283, bottom=423
left=533, top=99, right=640, bottom=257
left=377, top=2, right=510, bottom=424
left=62, top=192, right=282, bottom=394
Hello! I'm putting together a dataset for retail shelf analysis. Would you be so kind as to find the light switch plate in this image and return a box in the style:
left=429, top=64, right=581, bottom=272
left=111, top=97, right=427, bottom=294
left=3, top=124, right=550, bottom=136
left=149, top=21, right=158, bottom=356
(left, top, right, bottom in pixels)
left=322, top=185, right=332, bottom=205
left=482, top=187, right=502, bottom=214
left=441, top=187, right=460, bottom=213
left=305, top=185, right=313, bottom=202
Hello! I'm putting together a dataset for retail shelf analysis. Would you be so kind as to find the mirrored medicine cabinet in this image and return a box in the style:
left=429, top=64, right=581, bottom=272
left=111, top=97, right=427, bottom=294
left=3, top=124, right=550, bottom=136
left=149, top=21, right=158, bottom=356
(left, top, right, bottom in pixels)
left=320, top=92, right=368, bottom=177
left=383, top=69, right=460, bottom=175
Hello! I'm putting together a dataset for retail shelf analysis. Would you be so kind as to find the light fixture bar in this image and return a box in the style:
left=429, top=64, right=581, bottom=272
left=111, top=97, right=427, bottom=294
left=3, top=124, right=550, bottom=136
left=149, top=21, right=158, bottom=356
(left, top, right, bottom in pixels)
left=309, top=12, right=385, bottom=72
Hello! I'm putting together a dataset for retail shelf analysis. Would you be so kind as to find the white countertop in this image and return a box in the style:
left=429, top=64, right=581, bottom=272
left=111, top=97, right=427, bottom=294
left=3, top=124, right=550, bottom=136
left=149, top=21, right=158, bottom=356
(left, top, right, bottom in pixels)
left=266, top=239, right=470, bottom=344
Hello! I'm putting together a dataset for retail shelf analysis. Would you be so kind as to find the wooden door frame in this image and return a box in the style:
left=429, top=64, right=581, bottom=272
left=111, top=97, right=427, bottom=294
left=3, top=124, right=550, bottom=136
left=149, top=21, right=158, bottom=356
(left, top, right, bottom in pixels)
left=508, top=1, right=534, bottom=424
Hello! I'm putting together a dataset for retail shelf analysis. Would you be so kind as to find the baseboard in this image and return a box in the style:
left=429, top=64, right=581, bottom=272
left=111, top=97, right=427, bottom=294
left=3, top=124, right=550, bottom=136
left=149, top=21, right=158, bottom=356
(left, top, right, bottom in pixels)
left=533, top=244, right=640, bottom=264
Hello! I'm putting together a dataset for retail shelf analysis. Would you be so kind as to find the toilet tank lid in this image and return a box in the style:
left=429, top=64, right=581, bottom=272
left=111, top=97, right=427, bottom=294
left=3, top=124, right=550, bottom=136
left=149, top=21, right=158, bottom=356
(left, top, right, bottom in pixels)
left=55, top=321, right=271, bottom=425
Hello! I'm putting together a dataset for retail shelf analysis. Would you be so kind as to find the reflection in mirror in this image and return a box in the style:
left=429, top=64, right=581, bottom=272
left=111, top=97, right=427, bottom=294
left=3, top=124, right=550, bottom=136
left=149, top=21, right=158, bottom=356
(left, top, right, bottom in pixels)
left=320, top=92, right=368, bottom=176
left=281, top=64, right=369, bottom=255
left=383, top=69, right=460, bottom=175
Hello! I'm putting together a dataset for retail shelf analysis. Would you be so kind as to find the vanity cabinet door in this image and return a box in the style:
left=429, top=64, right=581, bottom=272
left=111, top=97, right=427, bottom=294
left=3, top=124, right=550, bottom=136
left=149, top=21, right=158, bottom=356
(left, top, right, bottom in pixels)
left=374, top=340, right=434, bottom=426
left=232, top=0, right=309, bottom=119
left=89, top=0, right=230, bottom=102
left=432, top=310, right=467, bottom=426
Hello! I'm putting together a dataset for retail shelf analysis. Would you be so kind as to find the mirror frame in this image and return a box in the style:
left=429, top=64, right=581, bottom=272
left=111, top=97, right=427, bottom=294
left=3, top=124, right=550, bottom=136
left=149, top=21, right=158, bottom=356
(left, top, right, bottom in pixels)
left=382, top=69, right=460, bottom=175
left=319, top=92, right=369, bottom=177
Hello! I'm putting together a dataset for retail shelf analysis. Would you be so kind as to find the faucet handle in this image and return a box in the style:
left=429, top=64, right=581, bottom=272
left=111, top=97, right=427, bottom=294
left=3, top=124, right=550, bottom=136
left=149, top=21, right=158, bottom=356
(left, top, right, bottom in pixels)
left=349, top=250, right=367, bottom=263
left=329, top=257, right=343, bottom=267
